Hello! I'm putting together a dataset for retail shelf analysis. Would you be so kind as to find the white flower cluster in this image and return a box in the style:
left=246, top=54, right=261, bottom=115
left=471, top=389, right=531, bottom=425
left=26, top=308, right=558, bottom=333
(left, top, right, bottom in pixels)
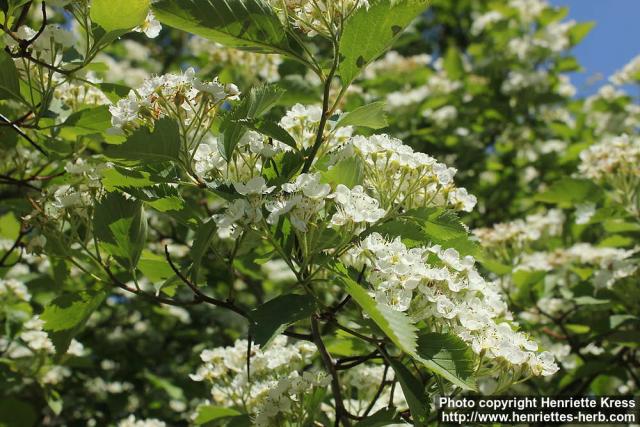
left=117, top=415, right=166, bottom=427
left=517, top=243, right=638, bottom=288
left=335, top=134, right=477, bottom=212
left=473, top=209, right=565, bottom=250
left=188, top=37, right=283, bottom=82
left=39, top=159, right=105, bottom=220
left=53, top=73, right=111, bottom=111
left=583, top=87, right=640, bottom=137
left=210, top=126, right=477, bottom=242
left=268, top=0, right=369, bottom=37
left=611, top=54, right=640, bottom=86
left=507, top=21, right=575, bottom=61
left=501, top=70, right=549, bottom=94
left=362, top=51, right=431, bottom=80
left=346, top=233, right=558, bottom=376
left=0, top=278, right=31, bottom=302
left=280, top=104, right=354, bottom=152
left=254, top=370, right=330, bottom=427
left=509, top=0, right=548, bottom=24
left=190, top=336, right=320, bottom=414
left=342, top=364, right=407, bottom=416
left=109, top=68, right=240, bottom=134
left=20, top=316, right=55, bottom=354
left=386, top=73, right=462, bottom=108
left=471, top=11, right=504, bottom=35
left=578, top=134, right=640, bottom=181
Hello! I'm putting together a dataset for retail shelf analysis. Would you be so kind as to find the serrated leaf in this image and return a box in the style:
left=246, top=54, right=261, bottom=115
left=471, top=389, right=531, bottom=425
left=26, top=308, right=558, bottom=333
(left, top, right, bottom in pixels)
left=250, top=293, right=315, bottom=347
left=415, top=332, right=476, bottom=390
left=42, top=289, right=107, bottom=353
left=388, top=359, right=428, bottom=426
left=339, top=269, right=417, bottom=354
left=93, top=192, right=147, bottom=270
left=138, top=250, right=175, bottom=283
left=119, top=183, right=184, bottom=212
left=338, top=0, right=430, bottom=85
left=354, top=408, right=403, bottom=426
left=220, top=84, right=284, bottom=160
left=107, top=118, right=181, bottom=164
left=97, top=83, right=131, bottom=103
left=406, top=208, right=467, bottom=241
left=239, top=118, right=298, bottom=150
left=153, top=0, right=291, bottom=54
left=62, top=106, right=112, bottom=136
left=321, top=156, right=364, bottom=189
left=335, top=102, right=388, bottom=130
left=91, top=0, right=150, bottom=31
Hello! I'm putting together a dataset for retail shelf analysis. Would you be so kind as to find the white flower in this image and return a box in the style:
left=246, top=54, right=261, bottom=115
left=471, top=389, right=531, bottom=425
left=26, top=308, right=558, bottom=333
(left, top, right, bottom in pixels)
left=233, top=176, right=276, bottom=196
left=117, top=415, right=167, bottom=427
left=575, top=202, right=596, bottom=225
left=135, top=11, right=162, bottom=38
left=282, top=173, right=330, bottom=199
left=67, top=339, right=85, bottom=357
left=330, top=185, right=386, bottom=226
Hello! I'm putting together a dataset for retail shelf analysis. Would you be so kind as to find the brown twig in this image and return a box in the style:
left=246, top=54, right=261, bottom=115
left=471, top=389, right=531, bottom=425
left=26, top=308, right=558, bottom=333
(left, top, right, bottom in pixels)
left=164, top=245, right=250, bottom=319
left=311, top=316, right=351, bottom=427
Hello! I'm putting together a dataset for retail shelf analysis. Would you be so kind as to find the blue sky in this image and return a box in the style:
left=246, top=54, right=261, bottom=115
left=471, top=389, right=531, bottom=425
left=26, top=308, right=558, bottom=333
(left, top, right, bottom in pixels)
left=550, top=0, right=640, bottom=95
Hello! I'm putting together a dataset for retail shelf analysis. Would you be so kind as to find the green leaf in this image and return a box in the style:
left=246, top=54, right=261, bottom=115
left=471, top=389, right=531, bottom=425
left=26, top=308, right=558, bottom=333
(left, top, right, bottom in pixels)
left=97, top=83, right=131, bottom=103
left=610, top=315, right=638, bottom=329
left=138, top=250, right=175, bottom=283
left=238, top=118, right=297, bottom=150
left=220, top=84, right=284, bottom=159
left=153, top=0, right=290, bottom=54
left=512, top=270, right=545, bottom=287
left=119, top=183, right=185, bottom=212
left=143, top=371, right=184, bottom=400
left=0, top=50, right=23, bottom=102
left=335, top=102, right=389, bottom=130
left=250, top=293, right=315, bottom=347
left=107, top=118, right=181, bottom=164
left=388, top=359, right=428, bottom=426
left=574, top=296, right=610, bottom=306
left=62, top=106, right=112, bottom=136
left=321, top=156, right=364, bottom=189
left=568, top=21, right=595, bottom=44
left=91, top=0, right=150, bottom=31
left=102, top=166, right=158, bottom=190
left=93, top=192, right=147, bottom=270
left=338, top=269, right=417, bottom=354
left=415, top=332, right=476, bottom=390
left=406, top=208, right=468, bottom=241
left=602, top=219, right=640, bottom=233
left=535, top=178, right=603, bottom=206
left=190, top=219, right=217, bottom=283
left=354, top=408, right=403, bottom=427
left=0, top=398, right=36, bottom=427
left=443, top=45, right=464, bottom=80
left=338, top=0, right=430, bottom=85
left=194, top=405, right=242, bottom=425
left=42, top=289, right=107, bottom=353
left=0, top=211, right=20, bottom=240
left=372, top=208, right=480, bottom=257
